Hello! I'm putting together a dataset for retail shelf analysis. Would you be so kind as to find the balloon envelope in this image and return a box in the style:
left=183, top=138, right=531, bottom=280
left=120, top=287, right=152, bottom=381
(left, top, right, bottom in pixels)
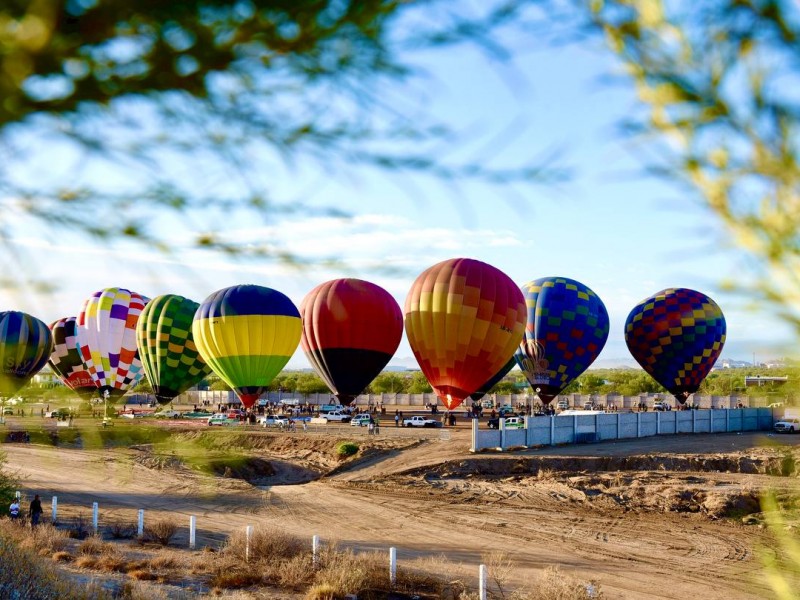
left=48, top=317, right=96, bottom=400
left=404, top=258, right=526, bottom=411
left=515, top=277, right=610, bottom=404
left=193, top=285, right=302, bottom=409
left=625, top=288, right=726, bottom=403
left=137, top=295, right=212, bottom=405
left=77, top=287, right=149, bottom=400
left=0, top=311, right=52, bottom=396
left=469, top=357, right=516, bottom=403
left=300, top=279, right=402, bottom=405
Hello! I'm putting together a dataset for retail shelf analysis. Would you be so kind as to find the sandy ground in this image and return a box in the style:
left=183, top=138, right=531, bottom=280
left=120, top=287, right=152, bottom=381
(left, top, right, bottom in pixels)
left=5, top=428, right=800, bottom=599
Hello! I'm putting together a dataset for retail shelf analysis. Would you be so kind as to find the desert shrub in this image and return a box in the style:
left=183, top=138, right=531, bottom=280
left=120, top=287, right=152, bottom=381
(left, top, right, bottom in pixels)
left=144, top=519, right=179, bottom=546
left=127, top=569, right=156, bottom=581
left=305, top=583, right=336, bottom=600
left=79, top=535, right=111, bottom=555
left=313, top=549, right=389, bottom=597
left=147, top=553, right=179, bottom=570
left=16, top=524, right=69, bottom=555
left=52, top=550, right=73, bottom=562
left=517, top=566, right=603, bottom=600
left=223, top=525, right=305, bottom=563
left=67, top=514, right=91, bottom=540
left=74, top=555, right=98, bottom=569
left=208, top=569, right=263, bottom=589
left=118, top=580, right=176, bottom=600
left=335, top=442, right=359, bottom=457
left=276, top=553, right=315, bottom=589
left=106, top=520, right=137, bottom=539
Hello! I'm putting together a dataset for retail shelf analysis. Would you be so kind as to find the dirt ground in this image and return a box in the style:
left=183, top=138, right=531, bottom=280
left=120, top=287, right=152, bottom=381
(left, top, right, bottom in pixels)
left=4, top=427, right=800, bottom=599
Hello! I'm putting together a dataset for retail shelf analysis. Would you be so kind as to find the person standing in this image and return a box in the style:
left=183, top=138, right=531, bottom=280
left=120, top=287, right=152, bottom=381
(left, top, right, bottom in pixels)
left=394, top=412, right=399, bottom=427
left=9, top=498, right=20, bottom=521
left=29, top=494, right=43, bottom=526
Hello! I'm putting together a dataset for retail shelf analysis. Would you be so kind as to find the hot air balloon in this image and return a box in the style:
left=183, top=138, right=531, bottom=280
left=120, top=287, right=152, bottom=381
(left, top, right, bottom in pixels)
left=48, top=317, right=96, bottom=399
left=193, top=285, right=302, bottom=410
left=77, top=288, right=149, bottom=400
left=300, top=279, right=402, bottom=405
left=0, top=311, right=52, bottom=396
left=625, top=288, right=726, bottom=404
left=514, top=277, right=610, bottom=404
left=469, top=357, right=516, bottom=403
left=404, top=258, right=526, bottom=411
left=137, top=295, right=212, bottom=405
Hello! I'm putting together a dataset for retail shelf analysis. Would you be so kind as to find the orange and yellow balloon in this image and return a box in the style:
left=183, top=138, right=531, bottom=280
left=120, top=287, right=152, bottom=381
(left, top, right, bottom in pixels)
left=404, top=258, right=526, bottom=410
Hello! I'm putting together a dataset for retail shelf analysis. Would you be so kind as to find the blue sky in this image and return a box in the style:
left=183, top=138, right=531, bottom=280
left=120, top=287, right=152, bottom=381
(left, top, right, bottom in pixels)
left=3, top=24, right=794, bottom=369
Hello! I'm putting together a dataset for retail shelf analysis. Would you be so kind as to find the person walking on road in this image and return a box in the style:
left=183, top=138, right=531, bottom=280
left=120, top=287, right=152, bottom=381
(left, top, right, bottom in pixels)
left=29, top=494, right=43, bottom=526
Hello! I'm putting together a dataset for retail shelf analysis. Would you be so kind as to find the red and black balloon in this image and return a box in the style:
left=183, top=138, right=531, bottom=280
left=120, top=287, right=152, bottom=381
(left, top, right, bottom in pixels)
left=300, top=278, right=403, bottom=405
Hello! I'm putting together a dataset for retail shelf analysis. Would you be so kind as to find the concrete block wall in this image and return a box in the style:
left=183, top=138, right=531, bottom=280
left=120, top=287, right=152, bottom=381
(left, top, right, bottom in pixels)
left=471, top=407, right=775, bottom=452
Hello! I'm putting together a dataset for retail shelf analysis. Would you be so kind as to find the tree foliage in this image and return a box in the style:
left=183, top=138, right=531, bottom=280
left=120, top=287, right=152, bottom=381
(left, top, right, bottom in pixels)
left=0, top=0, right=562, bottom=276
left=589, top=0, right=800, bottom=330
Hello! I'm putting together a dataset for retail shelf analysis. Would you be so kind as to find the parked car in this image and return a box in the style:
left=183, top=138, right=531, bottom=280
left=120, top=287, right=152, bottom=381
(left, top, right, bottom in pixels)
left=154, top=409, right=182, bottom=419
left=487, top=416, right=525, bottom=429
left=351, top=414, right=374, bottom=427
left=583, top=401, right=594, bottom=410
left=403, top=415, right=440, bottom=428
left=498, top=406, right=515, bottom=416
left=3, top=407, right=14, bottom=415
left=226, top=409, right=245, bottom=420
left=774, top=417, right=800, bottom=433
left=207, top=413, right=235, bottom=426
left=653, top=401, right=671, bottom=411
left=259, top=415, right=290, bottom=427
left=320, top=411, right=351, bottom=423
left=119, top=411, right=144, bottom=419
left=45, top=409, right=70, bottom=419
left=556, top=400, right=569, bottom=410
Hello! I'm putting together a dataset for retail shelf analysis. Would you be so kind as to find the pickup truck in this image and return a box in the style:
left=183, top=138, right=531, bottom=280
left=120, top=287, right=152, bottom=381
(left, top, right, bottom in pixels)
left=403, top=415, right=441, bottom=428
left=319, top=411, right=351, bottom=423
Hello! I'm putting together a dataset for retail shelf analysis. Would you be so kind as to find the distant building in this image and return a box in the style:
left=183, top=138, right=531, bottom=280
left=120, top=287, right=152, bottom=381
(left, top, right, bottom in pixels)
left=745, top=375, right=789, bottom=387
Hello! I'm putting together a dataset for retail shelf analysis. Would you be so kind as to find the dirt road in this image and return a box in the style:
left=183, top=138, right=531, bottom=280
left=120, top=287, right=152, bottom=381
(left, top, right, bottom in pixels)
left=5, top=431, right=799, bottom=599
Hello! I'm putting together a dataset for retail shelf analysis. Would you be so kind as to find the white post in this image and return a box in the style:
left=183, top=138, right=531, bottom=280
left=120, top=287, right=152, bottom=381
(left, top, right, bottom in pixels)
left=479, top=563, right=488, bottom=600
left=636, top=412, right=641, bottom=438
left=15, top=491, right=20, bottom=501
left=692, top=408, right=696, bottom=432
left=92, top=502, right=98, bottom=534
left=189, top=515, right=196, bottom=549
left=137, top=510, right=144, bottom=538
left=470, top=417, right=479, bottom=452
left=312, top=534, right=320, bottom=567
left=51, top=496, right=57, bottom=523
left=389, top=547, right=397, bottom=585
left=726, top=409, right=730, bottom=432
left=710, top=409, right=713, bottom=433
left=656, top=410, right=661, bottom=435
left=246, top=525, right=253, bottom=562
left=498, top=418, right=506, bottom=451
left=550, top=414, right=555, bottom=445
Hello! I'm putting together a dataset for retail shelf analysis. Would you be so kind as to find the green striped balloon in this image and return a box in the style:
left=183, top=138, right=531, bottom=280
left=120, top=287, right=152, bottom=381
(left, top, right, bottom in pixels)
left=0, top=311, right=53, bottom=396
left=136, top=295, right=211, bottom=405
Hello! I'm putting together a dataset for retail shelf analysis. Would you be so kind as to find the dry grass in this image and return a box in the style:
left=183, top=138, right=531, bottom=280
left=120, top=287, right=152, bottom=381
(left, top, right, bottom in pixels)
left=127, top=569, right=157, bottom=581
left=79, top=535, right=115, bottom=555
left=53, top=550, right=73, bottom=562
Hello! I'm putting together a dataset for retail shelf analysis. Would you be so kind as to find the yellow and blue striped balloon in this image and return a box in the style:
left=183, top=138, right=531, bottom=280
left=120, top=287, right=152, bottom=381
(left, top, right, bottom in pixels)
left=192, top=285, right=301, bottom=409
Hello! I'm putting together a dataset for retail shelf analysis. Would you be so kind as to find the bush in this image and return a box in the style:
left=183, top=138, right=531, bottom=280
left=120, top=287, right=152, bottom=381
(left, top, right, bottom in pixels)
left=144, top=519, right=179, bottom=546
left=335, top=442, right=359, bottom=458
left=67, top=514, right=91, bottom=540
left=106, top=520, right=137, bottom=539
left=223, top=525, right=305, bottom=563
